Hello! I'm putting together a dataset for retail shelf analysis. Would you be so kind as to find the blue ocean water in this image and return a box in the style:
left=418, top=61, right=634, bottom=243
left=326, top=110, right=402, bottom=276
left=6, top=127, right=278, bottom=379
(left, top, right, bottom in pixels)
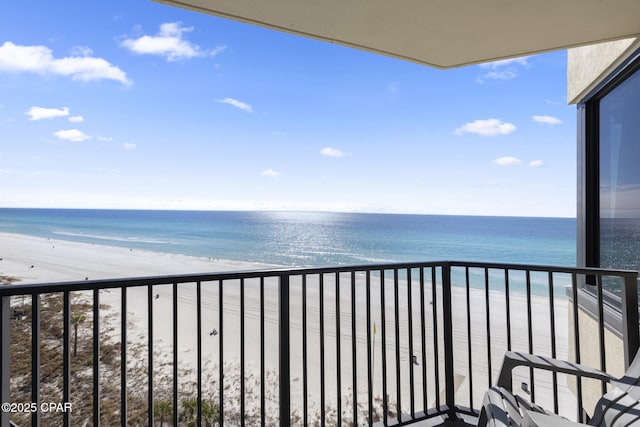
left=0, top=208, right=576, bottom=268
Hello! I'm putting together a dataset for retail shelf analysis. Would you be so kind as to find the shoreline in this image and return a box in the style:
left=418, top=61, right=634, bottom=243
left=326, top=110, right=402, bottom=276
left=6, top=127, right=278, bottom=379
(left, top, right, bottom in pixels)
left=0, top=231, right=280, bottom=285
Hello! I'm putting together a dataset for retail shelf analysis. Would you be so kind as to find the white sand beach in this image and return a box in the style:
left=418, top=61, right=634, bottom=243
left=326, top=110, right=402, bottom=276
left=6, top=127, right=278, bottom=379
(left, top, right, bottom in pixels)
left=0, top=231, right=277, bottom=284
left=1, top=232, right=578, bottom=424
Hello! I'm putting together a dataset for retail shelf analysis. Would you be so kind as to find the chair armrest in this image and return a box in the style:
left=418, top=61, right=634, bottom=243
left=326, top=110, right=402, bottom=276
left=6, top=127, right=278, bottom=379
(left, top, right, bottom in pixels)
left=497, top=351, right=616, bottom=391
left=523, top=410, right=590, bottom=427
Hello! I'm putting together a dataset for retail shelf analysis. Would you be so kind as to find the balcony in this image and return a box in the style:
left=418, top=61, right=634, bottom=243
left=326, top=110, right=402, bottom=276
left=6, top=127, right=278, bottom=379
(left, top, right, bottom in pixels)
left=1, top=261, right=638, bottom=426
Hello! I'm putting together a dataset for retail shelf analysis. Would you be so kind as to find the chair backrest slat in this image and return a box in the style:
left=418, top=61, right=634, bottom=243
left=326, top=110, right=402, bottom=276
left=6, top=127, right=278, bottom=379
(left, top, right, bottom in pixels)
left=598, top=390, right=640, bottom=426
left=612, top=350, right=640, bottom=401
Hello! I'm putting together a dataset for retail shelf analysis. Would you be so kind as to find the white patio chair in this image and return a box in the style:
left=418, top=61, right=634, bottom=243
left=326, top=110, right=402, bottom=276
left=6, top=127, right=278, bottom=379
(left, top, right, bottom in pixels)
left=478, top=351, right=640, bottom=426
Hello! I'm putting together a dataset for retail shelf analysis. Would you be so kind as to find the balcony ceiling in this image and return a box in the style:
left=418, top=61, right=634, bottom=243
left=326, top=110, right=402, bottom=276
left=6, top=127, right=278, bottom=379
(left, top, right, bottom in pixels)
left=153, top=0, right=640, bottom=69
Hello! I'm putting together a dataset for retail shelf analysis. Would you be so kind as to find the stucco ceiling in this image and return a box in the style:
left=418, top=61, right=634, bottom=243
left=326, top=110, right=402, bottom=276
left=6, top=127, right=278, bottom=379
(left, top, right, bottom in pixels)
left=153, top=0, right=640, bottom=68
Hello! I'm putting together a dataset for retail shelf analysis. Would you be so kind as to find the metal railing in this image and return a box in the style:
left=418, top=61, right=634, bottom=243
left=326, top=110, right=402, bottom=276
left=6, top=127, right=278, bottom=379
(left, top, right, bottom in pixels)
left=1, top=261, right=638, bottom=426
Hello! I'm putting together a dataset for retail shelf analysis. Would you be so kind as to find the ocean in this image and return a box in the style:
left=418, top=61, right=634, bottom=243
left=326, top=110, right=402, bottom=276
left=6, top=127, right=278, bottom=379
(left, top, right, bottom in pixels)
left=0, top=208, right=576, bottom=268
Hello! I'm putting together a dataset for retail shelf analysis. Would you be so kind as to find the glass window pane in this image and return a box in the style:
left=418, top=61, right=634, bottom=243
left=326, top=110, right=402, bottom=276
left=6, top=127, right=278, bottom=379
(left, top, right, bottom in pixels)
left=599, top=69, right=640, bottom=271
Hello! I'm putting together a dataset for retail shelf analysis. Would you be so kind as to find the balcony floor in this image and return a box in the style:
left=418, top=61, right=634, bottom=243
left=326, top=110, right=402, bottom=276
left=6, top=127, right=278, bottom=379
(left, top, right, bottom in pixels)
left=372, top=411, right=479, bottom=426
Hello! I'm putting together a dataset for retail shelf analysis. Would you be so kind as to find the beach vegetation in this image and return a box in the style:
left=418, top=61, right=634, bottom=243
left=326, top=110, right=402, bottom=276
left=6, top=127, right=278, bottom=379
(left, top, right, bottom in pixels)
left=70, top=313, right=86, bottom=357
left=154, top=400, right=172, bottom=426
left=7, top=292, right=228, bottom=426
left=178, top=397, right=220, bottom=427
left=179, top=397, right=197, bottom=425
left=0, top=274, right=18, bottom=285
left=4, top=279, right=383, bottom=426
left=202, top=400, right=220, bottom=426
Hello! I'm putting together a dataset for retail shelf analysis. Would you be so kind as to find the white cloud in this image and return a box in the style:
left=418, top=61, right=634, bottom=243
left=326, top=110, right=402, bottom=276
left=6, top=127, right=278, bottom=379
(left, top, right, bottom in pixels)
left=52, top=56, right=130, bottom=84
left=96, top=136, right=113, bottom=141
left=454, top=119, right=516, bottom=136
left=493, top=156, right=521, bottom=166
left=480, top=57, right=530, bottom=69
left=477, top=56, right=529, bottom=82
left=68, top=115, right=84, bottom=123
left=532, top=115, right=562, bottom=125
left=0, top=41, right=130, bottom=84
left=261, top=168, right=281, bottom=177
left=70, top=46, right=93, bottom=57
left=53, top=129, right=90, bottom=142
left=121, top=22, right=225, bottom=62
left=25, top=106, right=69, bottom=120
left=123, top=143, right=136, bottom=150
left=479, top=69, right=517, bottom=81
left=529, top=160, right=544, bottom=167
left=320, top=147, right=348, bottom=158
left=217, top=98, right=253, bottom=113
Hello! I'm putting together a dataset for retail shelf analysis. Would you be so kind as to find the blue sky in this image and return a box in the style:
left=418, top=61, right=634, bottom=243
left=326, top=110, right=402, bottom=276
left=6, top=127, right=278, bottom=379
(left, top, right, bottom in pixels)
left=0, top=1, right=576, bottom=217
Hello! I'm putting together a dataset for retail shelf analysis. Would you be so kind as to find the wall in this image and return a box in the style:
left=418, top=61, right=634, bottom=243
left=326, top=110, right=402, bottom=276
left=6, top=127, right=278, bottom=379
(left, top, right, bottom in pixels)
left=567, top=37, right=640, bottom=105
left=567, top=300, right=625, bottom=417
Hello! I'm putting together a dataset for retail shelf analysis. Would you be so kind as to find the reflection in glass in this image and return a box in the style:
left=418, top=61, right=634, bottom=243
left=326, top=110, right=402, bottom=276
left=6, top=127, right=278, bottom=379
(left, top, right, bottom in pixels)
left=599, top=69, right=640, bottom=273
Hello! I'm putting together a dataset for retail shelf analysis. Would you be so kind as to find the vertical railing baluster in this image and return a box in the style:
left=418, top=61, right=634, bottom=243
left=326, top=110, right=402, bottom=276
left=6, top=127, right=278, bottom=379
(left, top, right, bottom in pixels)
left=407, top=268, right=415, bottom=419
left=548, top=272, right=558, bottom=414
left=571, top=273, right=584, bottom=423
left=319, top=273, right=326, bottom=427
left=484, top=268, right=492, bottom=387
left=393, top=269, right=402, bottom=423
left=302, top=274, right=308, bottom=427
left=93, top=289, right=100, bottom=427
left=351, top=270, right=358, bottom=427
left=596, top=275, right=606, bottom=396
left=0, top=296, right=10, bottom=427
left=148, top=285, right=154, bottom=427
left=63, top=291, right=71, bottom=427
left=240, top=278, right=246, bottom=427
left=504, top=269, right=512, bottom=352
left=525, top=270, right=534, bottom=402
left=335, top=272, right=342, bottom=426
left=196, top=281, right=202, bottom=427
left=121, top=287, right=128, bottom=427
left=380, top=270, right=389, bottom=425
left=219, top=280, right=224, bottom=427
left=441, top=263, right=456, bottom=418
left=172, top=283, right=178, bottom=427
left=260, top=277, right=265, bottom=427
left=431, top=267, right=440, bottom=409
left=365, top=270, right=373, bottom=426
left=31, top=293, right=41, bottom=427
left=279, top=273, right=291, bottom=427
left=419, top=268, right=428, bottom=412
left=465, top=267, right=473, bottom=410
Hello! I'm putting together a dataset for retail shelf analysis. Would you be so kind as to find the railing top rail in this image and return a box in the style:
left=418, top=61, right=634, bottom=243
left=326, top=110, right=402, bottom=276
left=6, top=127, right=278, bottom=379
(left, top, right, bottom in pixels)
left=0, top=260, right=636, bottom=297
left=0, top=261, right=443, bottom=296
left=446, top=260, right=639, bottom=277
